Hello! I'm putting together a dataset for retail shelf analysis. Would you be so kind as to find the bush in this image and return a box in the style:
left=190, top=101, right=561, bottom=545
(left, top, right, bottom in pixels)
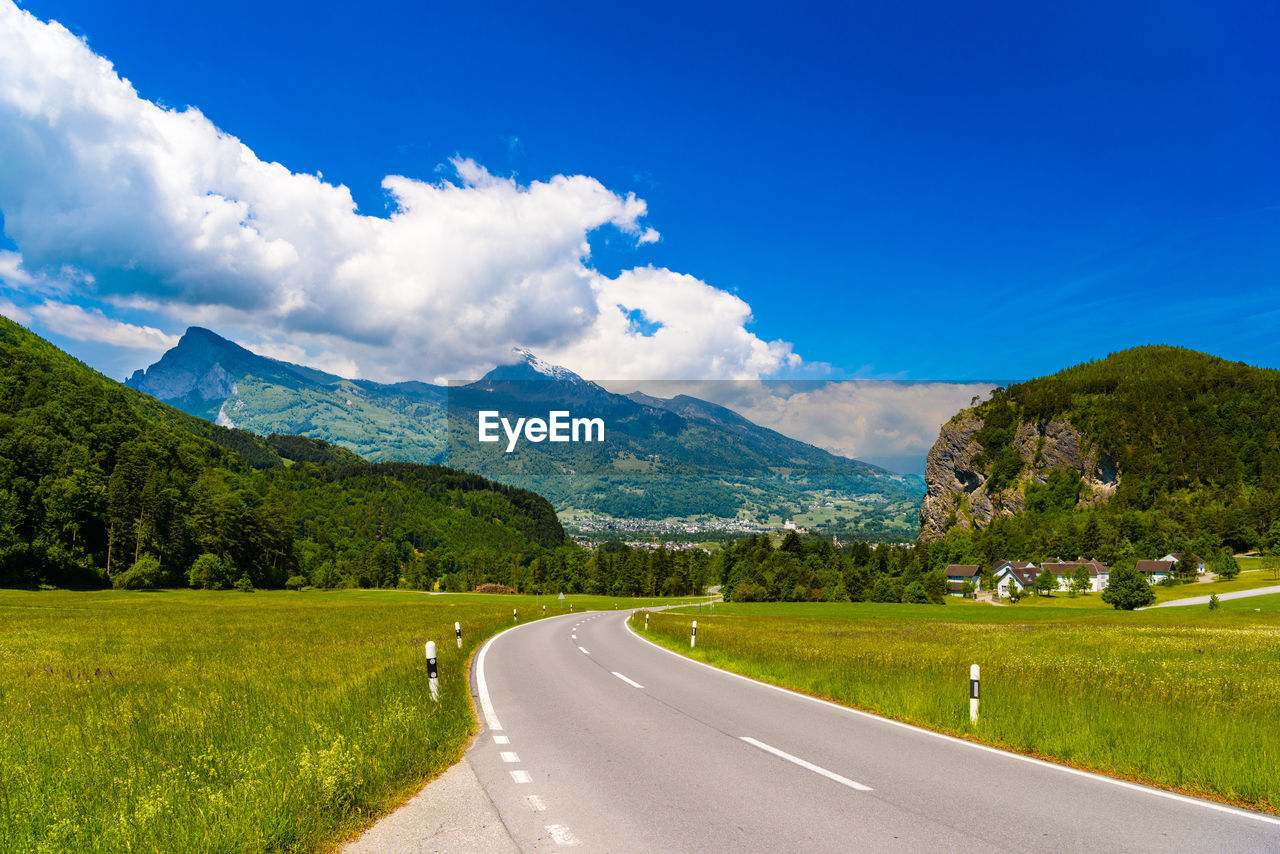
left=188, top=553, right=234, bottom=590
left=870, top=575, right=903, bottom=603
left=731, top=582, right=767, bottom=602
left=901, top=581, right=930, bottom=604
left=113, top=555, right=165, bottom=590
left=233, top=574, right=255, bottom=592
left=285, top=575, right=307, bottom=591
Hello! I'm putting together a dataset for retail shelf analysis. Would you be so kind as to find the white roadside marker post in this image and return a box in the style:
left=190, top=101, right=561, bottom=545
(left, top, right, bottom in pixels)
left=513, top=608, right=518, bottom=622
left=645, top=612, right=649, bottom=630
left=691, top=620, right=697, bottom=648
left=426, top=641, right=439, bottom=702
left=455, top=621, right=462, bottom=649
left=969, top=663, right=980, bottom=723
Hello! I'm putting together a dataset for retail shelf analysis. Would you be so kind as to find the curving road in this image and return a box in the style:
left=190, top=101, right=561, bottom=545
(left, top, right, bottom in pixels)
left=467, top=609, right=1280, bottom=852
left=1147, top=585, right=1280, bottom=608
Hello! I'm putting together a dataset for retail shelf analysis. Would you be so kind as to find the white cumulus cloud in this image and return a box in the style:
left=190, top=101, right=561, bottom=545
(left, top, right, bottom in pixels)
left=0, top=1, right=797, bottom=382
left=0, top=297, right=31, bottom=325
left=613, top=379, right=996, bottom=474
left=31, top=301, right=179, bottom=352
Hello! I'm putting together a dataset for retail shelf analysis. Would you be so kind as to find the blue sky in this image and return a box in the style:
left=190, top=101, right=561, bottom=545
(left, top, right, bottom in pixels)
left=1, top=0, right=1278, bottom=385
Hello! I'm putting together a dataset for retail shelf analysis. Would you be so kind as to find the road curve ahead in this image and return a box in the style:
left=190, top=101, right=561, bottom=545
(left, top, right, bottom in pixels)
left=468, top=610, right=1279, bottom=852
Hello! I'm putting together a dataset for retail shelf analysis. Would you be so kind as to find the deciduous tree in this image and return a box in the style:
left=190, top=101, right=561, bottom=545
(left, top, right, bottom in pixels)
left=1102, top=564, right=1156, bottom=610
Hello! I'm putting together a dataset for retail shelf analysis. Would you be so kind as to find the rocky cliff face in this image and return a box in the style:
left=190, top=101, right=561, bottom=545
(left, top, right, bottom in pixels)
left=917, top=413, right=1119, bottom=541
left=127, top=327, right=239, bottom=405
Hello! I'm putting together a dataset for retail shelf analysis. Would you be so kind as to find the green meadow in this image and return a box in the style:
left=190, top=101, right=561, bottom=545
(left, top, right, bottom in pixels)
left=639, top=595, right=1280, bottom=815
left=0, top=589, right=696, bottom=854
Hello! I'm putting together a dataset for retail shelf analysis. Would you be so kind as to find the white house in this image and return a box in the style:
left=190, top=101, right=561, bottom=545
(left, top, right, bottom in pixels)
left=991, top=560, right=1038, bottom=597
left=1136, top=560, right=1175, bottom=583
left=1041, top=560, right=1110, bottom=593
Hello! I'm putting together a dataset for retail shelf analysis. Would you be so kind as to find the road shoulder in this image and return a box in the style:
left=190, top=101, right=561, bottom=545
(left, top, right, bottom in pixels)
left=339, top=757, right=518, bottom=854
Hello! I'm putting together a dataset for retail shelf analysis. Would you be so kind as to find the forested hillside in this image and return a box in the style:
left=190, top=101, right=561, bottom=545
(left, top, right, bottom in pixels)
left=919, top=346, right=1280, bottom=566
left=0, top=317, right=565, bottom=589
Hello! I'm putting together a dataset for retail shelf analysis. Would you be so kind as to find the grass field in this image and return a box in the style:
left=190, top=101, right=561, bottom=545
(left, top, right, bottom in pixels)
left=0, top=589, right=697, bottom=854
left=638, top=598, right=1280, bottom=814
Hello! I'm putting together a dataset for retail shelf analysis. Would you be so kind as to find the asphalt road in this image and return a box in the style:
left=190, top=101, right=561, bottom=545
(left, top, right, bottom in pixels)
left=1147, top=584, right=1280, bottom=608
left=468, top=610, right=1280, bottom=852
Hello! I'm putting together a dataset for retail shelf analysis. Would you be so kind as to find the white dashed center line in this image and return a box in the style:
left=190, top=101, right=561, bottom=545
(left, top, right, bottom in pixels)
left=526, top=794, right=547, bottom=812
left=740, top=737, right=871, bottom=791
left=510, top=770, right=532, bottom=784
left=611, top=671, right=643, bottom=689
left=545, top=824, right=582, bottom=846
left=501, top=751, right=520, bottom=763
left=578, top=646, right=590, bottom=655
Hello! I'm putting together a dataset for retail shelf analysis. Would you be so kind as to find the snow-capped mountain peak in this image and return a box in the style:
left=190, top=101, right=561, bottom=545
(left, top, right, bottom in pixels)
left=509, top=347, right=583, bottom=381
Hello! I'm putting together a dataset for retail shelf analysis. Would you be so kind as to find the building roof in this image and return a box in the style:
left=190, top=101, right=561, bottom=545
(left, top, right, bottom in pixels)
left=993, top=563, right=1038, bottom=586
left=990, top=560, right=1036, bottom=574
left=1042, top=560, right=1109, bottom=576
left=1136, top=560, right=1175, bottom=574
left=944, top=564, right=980, bottom=577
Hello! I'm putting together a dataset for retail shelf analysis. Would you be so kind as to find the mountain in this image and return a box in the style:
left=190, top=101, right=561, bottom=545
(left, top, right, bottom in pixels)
left=484, top=347, right=588, bottom=383
left=127, top=326, right=448, bottom=462
left=917, top=346, right=1280, bottom=559
left=130, top=329, right=924, bottom=536
left=0, top=316, right=564, bottom=589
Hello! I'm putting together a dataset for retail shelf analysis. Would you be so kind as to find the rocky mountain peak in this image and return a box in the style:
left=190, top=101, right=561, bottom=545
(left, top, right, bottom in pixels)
left=126, top=326, right=241, bottom=403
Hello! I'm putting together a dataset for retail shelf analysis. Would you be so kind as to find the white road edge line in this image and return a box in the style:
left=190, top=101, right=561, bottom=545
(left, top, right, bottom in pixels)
left=578, top=646, right=590, bottom=655
left=511, top=770, right=532, bottom=784
left=611, top=671, right=644, bottom=689
left=476, top=611, right=577, bottom=732
left=740, top=736, right=871, bottom=791
left=500, top=751, right=520, bottom=763
left=475, top=624, right=505, bottom=731
left=526, top=794, right=547, bottom=812
left=493, top=735, right=510, bottom=745
left=623, top=613, right=1280, bottom=827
